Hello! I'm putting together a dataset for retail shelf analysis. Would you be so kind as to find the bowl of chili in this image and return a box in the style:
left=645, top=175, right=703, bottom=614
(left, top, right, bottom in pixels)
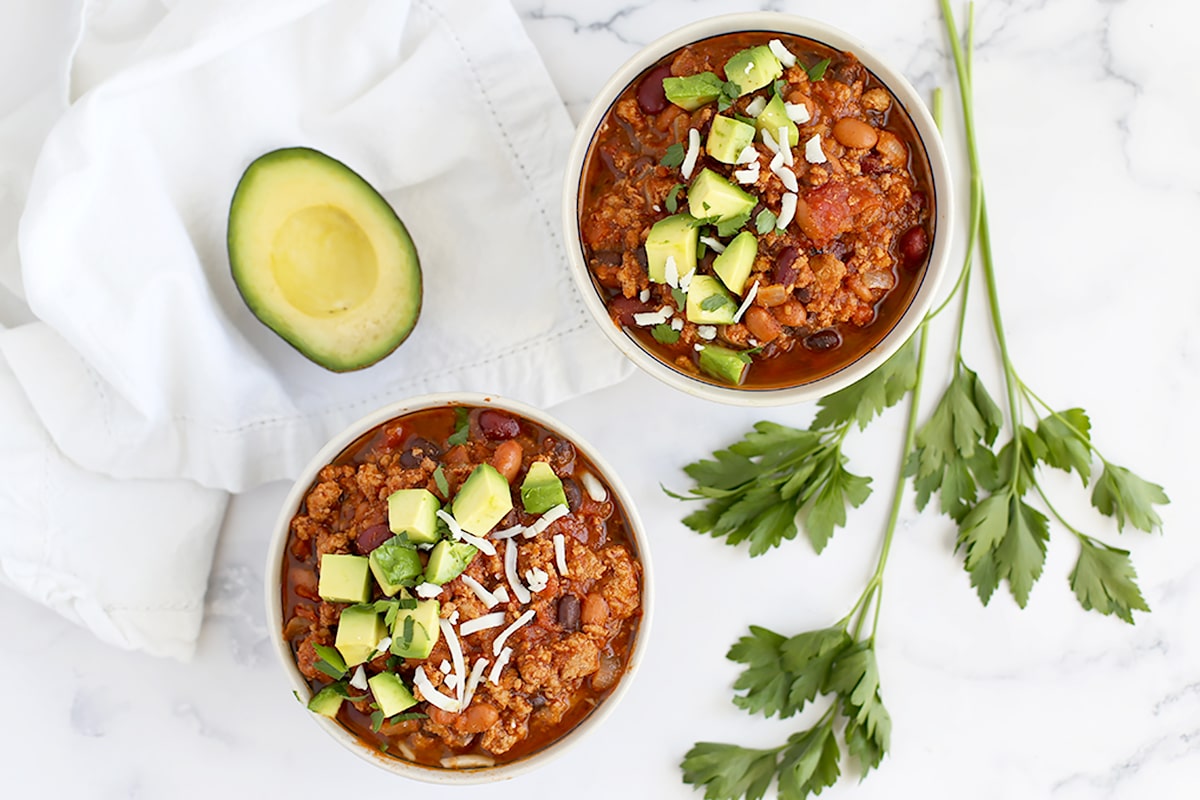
left=266, top=393, right=652, bottom=783
left=564, top=13, right=953, bottom=404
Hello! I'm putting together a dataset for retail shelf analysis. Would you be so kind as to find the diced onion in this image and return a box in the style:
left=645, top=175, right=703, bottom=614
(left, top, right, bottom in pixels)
left=463, top=658, right=490, bottom=709
left=492, top=609, right=536, bottom=657
left=638, top=288, right=650, bottom=302
left=745, top=95, right=767, bottom=117
left=681, top=128, right=700, bottom=179
left=768, top=38, right=798, bottom=68
left=439, top=659, right=452, bottom=674
left=444, top=672, right=460, bottom=690
left=805, top=134, right=827, bottom=164
left=785, top=102, right=810, bottom=124
left=459, top=574, right=499, bottom=609
left=671, top=317, right=684, bottom=332
left=553, top=533, right=569, bottom=576
left=414, top=666, right=460, bottom=712
left=415, top=582, right=443, bottom=599
left=632, top=307, right=672, bottom=327
left=579, top=471, right=607, bottom=502
left=459, top=612, right=507, bottom=636
left=488, top=647, right=513, bottom=684
left=439, top=617, right=467, bottom=705
left=778, top=192, right=798, bottom=230
left=458, top=530, right=496, bottom=556
left=733, top=282, right=759, bottom=324
left=504, top=539, right=531, bottom=604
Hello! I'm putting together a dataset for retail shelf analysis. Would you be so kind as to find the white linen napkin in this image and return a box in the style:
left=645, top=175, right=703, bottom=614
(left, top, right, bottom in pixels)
left=0, top=0, right=631, bottom=659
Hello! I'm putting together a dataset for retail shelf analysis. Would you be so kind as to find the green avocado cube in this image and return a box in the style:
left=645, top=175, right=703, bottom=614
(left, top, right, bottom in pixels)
left=725, top=45, right=783, bottom=96
left=698, top=344, right=750, bottom=385
left=688, top=169, right=756, bottom=224
left=686, top=276, right=739, bottom=325
left=317, top=553, right=371, bottom=604
left=755, top=93, right=799, bottom=148
left=662, top=71, right=725, bottom=110
left=645, top=214, right=698, bottom=284
left=334, top=605, right=387, bottom=667
left=424, top=540, right=479, bottom=586
left=367, top=672, right=418, bottom=717
left=387, top=488, right=440, bottom=545
left=369, top=536, right=424, bottom=596
left=707, top=115, right=757, bottom=165
left=390, top=599, right=441, bottom=660
left=306, top=684, right=346, bottom=719
left=521, top=461, right=568, bottom=514
left=451, top=464, right=513, bottom=536
left=712, top=230, right=758, bottom=295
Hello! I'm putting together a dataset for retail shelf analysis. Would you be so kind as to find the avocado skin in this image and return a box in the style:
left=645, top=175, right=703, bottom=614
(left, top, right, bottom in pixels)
left=227, top=147, right=422, bottom=372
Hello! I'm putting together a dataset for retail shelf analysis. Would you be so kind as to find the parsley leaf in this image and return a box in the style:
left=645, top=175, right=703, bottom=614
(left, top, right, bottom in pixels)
left=661, top=142, right=686, bottom=168
left=446, top=407, right=470, bottom=446
left=754, top=208, right=777, bottom=234
left=1091, top=462, right=1169, bottom=533
left=651, top=323, right=681, bottom=344
left=665, top=182, right=686, bottom=213
left=812, top=335, right=919, bottom=430
left=805, top=57, right=830, bottom=82
left=1069, top=537, right=1150, bottom=623
left=1036, top=408, right=1093, bottom=483
left=681, top=743, right=779, bottom=800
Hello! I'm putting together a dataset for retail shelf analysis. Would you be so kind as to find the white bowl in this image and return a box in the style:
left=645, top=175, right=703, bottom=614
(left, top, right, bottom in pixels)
left=264, top=392, right=653, bottom=784
left=563, top=12, right=953, bottom=405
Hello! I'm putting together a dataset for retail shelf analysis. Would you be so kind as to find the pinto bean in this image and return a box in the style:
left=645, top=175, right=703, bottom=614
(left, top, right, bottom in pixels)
left=458, top=703, right=500, bottom=734
left=775, top=298, right=807, bottom=327
left=744, top=306, right=783, bottom=343
left=581, top=593, right=610, bottom=626
left=833, top=117, right=878, bottom=150
left=490, top=440, right=524, bottom=483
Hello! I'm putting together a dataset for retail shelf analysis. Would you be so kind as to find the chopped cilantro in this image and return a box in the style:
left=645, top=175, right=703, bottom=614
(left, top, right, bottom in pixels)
left=671, top=287, right=687, bottom=308
left=717, top=80, right=741, bottom=112
left=401, top=615, right=415, bottom=647
left=755, top=208, right=777, bottom=235
left=714, top=210, right=752, bottom=237
left=664, top=182, right=686, bottom=214
left=700, top=294, right=735, bottom=312
left=432, top=465, right=449, bottom=498
left=772, top=77, right=788, bottom=98
left=312, top=644, right=348, bottom=680
left=806, top=57, right=831, bottom=82
left=370, top=710, right=384, bottom=732
left=652, top=324, right=681, bottom=345
left=661, top=142, right=686, bottom=168
left=446, top=407, right=470, bottom=446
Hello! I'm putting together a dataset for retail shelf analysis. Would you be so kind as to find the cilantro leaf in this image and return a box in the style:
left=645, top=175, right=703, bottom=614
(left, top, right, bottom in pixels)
left=805, top=58, right=830, bottom=82
left=681, top=742, right=779, bottom=800
left=446, top=407, right=470, bottom=446
left=714, top=210, right=752, bottom=237
left=755, top=208, right=777, bottom=234
left=701, top=294, right=735, bottom=312
left=1090, top=462, right=1169, bottom=533
left=651, top=323, right=681, bottom=344
left=665, top=182, right=686, bottom=213
left=671, top=287, right=687, bottom=308
left=717, top=80, right=742, bottom=112
left=1069, top=537, right=1150, bottom=623
left=772, top=78, right=788, bottom=99
left=661, top=142, right=686, bottom=168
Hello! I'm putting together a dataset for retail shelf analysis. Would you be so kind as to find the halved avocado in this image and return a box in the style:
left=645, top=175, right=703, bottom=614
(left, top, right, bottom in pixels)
left=227, top=147, right=421, bottom=372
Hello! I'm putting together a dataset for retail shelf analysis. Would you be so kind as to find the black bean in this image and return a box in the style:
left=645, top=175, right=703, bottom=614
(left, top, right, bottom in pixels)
left=562, top=478, right=583, bottom=511
left=551, top=439, right=576, bottom=470
left=804, top=329, right=842, bottom=351
left=399, top=437, right=440, bottom=467
left=478, top=409, right=520, bottom=440
left=594, top=250, right=622, bottom=265
left=794, top=286, right=813, bottom=303
left=558, top=595, right=581, bottom=631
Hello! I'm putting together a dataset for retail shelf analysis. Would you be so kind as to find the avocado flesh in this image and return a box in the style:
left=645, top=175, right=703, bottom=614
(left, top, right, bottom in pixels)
left=228, top=147, right=421, bottom=372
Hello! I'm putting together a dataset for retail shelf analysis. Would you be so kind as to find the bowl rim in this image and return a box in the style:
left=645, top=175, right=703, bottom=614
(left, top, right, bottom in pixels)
left=264, top=392, right=655, bottom=785
left=562, top=11, right=954, bottom=406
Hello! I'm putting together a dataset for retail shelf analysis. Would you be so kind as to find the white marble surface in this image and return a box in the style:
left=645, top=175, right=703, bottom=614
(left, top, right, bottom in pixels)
left=4, top=0, right=1199, bottom=797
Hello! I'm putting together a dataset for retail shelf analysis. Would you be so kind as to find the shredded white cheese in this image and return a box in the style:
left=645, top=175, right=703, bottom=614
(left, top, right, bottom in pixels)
left=664, top=255, right=680, bottom=288
left=504, top=539, right=531, bottom=604
left=448, top=610, right=460, bottom=625
left=671, top=316, right=684, bottom=332
left=525, top=568, right=550, bottom=593
left=785, top=102, right=810, bottom=124
left=778, top=127, right=794, bottom=166
left=760, top=127, right=780, bottom=154
left=734, top=166, right=760, bottom=185
left=441, top=754, right=495, bottom=769
left=697, top=325, right=717, bottom=340
left=463, top=658, right=490, bottom=709
left=771, top=163, right=799, bottom=193
left=652, top=204, right=661, bottom=212
left=699, top=235, right=726, bottom=254
left=349, top=665, right=368, bottom=691
left=736, top=145, right=759, bottom=164
left=778, top=192, right=798, bottom=230
left=459, top=530, right=496, bottom=556
left=414, top=582, right=443, bottom=599
left=553, top=533, right=569, bottom=576
left=372, top=636, right=392, bottom=658
left=679, top=268, right=695, bottom=292
left=493, top=586, right=510, bottom=603
left=459, top=574, right=500, bottom=609
left=526, top=504, right=570, bottom=538
left=414, top=666, right=460, bottom=712
left=435, top=508, right=464, bottom=541
left=638, top=288, right=650, bottom=302
left=805, top=133, right=827, bottom=164
left=492, top=525, right=525, bottom=540
left=681, top=128, right=701, bottom=179
left=733, top=282, right=759, bottom=324
left=632, top=307, right=672, bottom=327
left=439, top=617, right=467, bottom=704
left=694, top=343, right=705, bottom=352
left=488, top=647, right=513, bottom=684
left=460, top=611, right=508, bottom=636
left=579, top=471, right=607, bottom=502
left=745, top=95, right=767, bottom=118
left=769, top=148, right=785, bottom=173
left=768, top=38, right=798, bottom=68
left=492, top=609, right=536, bottom=656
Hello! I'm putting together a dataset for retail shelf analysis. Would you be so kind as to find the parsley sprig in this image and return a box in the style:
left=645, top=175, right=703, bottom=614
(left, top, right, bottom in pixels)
left=675, top=5, right=1168, bottom=798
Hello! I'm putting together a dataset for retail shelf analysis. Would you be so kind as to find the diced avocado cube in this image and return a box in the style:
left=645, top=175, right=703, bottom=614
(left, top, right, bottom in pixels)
left=662, top=71, right=725, bottom=110
left=452, top=464, right=513, bottom=536
left=387, top=488, right=440, bottom=545
left=707, top=115, right=757, bottom=165
left=725, top=46, right=783, bottom=96
left=424, top=540, right=479, bottom=585
left=335, top=605, right=387, bottom=667
left=755, top=93, right=799, bottom=148
left=688, top=169, right=757, bottom=224
left=645, top=214, right=698, bottom=284
left=367, top=671, right=418, bottom=717
left=521, top=461, right=568, bottom=514
left=318, top=553, right=371, bottom=604
left=369, top=536, right=424, bottom=596
left=712, top=230, right=758, bottom=295
left=686, top=276, right=739, bottom=325
left=390, top=599, right=441, bottom=660
left=698, top=344, right=751, bottom=385
left=306, top=684, right=346, bottom=719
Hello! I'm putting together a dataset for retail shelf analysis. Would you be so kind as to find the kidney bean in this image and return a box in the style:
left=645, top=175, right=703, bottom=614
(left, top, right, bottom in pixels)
left=804, top=328, right=842, bottom=351
left=744, top=306, right=783, bottom=343
left=609, top=295, right=651, bottom=326
left=558, top=594, right=582, bottom=631
left=637, top=64, right=672, bottom=115
left=860, top=153, right=886, bottom=175
left=833, top=117, right=879, bottom=150
left=899, top=226, right=929, bottom=268
left=490, top=440, right=524, bottom=483
left=794, top=285, right=813, bottom=303
left=399, top=437, right=440, bottom=468
left=478, top=409, right=520, bottom=440
left=355, top=523, right=392, bottom=555
left=582, top=593, right=610, bottom=626
left=772, top=246, right=800, bottom=286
